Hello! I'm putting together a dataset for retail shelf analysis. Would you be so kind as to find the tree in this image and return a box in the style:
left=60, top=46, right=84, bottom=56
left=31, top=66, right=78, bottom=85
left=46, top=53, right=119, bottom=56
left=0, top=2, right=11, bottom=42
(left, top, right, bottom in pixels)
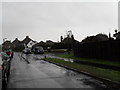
left=71, top=34, right=74, bottom=40
left=60, top=36, right=63, bottom=42
left=81, top=33, right=109, bottom=43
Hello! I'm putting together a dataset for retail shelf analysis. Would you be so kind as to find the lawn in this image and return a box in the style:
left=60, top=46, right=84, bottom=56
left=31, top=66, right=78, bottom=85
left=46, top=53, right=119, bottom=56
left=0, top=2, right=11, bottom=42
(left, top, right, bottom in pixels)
left=57, top=54, right=120, bottom=67
left=45, top=58, right=120, bottom=84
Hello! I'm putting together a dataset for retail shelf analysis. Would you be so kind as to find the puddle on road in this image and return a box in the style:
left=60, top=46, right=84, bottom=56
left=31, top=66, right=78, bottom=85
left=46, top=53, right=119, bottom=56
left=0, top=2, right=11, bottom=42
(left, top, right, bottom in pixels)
left=63, top=68, right=110, bottom=89
left=23, top=54, right=32, bottom=59
left=34, top=54, right=74, bottom=63
left=36, top=60, right=47, bottom=64
left=45, top=63, right=109, bottom=89
left=80, top=78, right=108, bottom=89
left=33, top=55, right=45, bottom=61
left=63, top=69, right=79, bottom=77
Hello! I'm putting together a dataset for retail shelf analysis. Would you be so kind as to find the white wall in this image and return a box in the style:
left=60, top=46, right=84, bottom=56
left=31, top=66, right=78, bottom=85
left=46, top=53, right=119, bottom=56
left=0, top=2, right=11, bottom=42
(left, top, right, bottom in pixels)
left=27, top=41, right=37, bottom=48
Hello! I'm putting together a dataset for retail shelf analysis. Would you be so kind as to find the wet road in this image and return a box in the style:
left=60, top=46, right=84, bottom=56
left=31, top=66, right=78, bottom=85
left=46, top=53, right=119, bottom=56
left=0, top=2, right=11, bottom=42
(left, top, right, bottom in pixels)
left=7, top=52, right=109, bottom=89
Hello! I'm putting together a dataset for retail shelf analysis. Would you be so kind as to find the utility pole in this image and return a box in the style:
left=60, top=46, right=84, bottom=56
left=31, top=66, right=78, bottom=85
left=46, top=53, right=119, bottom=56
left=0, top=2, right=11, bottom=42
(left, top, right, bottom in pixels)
left=67, top=30, right=72, bottom=54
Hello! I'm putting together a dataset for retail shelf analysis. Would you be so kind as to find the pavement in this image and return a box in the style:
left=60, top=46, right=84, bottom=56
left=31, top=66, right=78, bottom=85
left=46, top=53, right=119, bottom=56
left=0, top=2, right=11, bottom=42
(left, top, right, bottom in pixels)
left=6, top=52, right=112, bottom=89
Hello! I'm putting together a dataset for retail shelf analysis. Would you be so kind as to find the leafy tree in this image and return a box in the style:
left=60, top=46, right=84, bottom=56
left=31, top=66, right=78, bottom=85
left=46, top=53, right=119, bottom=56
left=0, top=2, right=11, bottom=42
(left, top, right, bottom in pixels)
left=81, top=33, right=109, bottom=43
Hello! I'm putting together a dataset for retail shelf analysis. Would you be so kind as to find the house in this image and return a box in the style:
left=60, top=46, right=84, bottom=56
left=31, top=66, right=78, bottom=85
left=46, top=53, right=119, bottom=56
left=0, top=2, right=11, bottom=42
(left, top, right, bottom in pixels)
left=27, top=40, right=37, bottom=48
left=21, top=36, right=31, bottom=46
left=10, top=36, right=37, bottom=51
left=2, top=40, right=11, bottom=50
left=20, top=36, right=36, bottom=48
left=46, top=40, right=55, bottom=46
left=33, top=41, right=46, bottom=50
left=11, top=38, right=21, bottom=49
left=114, top=31, right=120, bottom=39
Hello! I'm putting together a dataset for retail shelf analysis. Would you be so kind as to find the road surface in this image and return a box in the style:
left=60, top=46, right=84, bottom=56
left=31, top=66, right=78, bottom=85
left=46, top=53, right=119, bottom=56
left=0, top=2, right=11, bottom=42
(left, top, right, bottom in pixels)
left=7, top=52, right=110, bottom=89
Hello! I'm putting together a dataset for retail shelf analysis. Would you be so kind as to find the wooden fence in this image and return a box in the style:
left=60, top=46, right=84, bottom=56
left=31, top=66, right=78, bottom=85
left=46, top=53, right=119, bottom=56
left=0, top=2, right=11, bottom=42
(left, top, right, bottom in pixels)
left=73, top=39, right=120, bottom=61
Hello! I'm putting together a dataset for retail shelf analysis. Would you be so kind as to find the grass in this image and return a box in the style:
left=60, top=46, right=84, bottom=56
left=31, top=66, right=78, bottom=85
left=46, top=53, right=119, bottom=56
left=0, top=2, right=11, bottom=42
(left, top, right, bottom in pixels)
left=45, top=58, right=120, bottom=83
left=57, top=54, right=120, bottom=67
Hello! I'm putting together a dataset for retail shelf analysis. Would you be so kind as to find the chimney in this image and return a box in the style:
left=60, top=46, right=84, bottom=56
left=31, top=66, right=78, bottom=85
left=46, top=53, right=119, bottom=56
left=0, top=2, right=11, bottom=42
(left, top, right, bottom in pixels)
left=26, top=36, right=29, bottom=38
left=15, top=38, right=18, bottom=40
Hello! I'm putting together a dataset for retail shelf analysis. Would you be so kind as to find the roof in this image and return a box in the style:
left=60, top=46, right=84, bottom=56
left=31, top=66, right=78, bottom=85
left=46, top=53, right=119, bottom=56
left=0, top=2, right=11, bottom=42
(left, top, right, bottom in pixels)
left=113, top=32, right=120, bottom=38
left=12, top=38, right=21, bottom=45
left=114, top=32, right=120, bottom=35
left=21, top=36, right=31, bottom=45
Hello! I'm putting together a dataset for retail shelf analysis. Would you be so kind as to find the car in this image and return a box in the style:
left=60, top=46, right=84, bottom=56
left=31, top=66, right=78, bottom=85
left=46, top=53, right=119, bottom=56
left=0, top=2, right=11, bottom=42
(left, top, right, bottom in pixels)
left=1, top=52, right=11, bottom=89
left=23, top=48, right=32, bottom=54
left=5, top=49, right=14, bottom=59
left=0, top=55, right=3, bottom=90
left=32, top=46, right=44, bottom=54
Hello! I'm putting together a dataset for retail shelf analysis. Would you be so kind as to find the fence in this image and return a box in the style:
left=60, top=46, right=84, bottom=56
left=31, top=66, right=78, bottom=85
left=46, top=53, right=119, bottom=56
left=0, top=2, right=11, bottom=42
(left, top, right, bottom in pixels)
left=73, top=39, right=120, bottom=61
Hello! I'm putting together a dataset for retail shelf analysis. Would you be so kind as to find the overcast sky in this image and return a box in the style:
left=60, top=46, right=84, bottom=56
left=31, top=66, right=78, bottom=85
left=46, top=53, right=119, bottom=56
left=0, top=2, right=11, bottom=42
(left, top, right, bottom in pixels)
left=1, top=1, right=118, bottom=44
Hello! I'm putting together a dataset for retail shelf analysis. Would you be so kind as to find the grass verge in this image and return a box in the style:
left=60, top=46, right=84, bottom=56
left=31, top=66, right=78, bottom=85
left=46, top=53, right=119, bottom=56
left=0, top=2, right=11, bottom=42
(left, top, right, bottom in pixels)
left=45, top=58, right=120, bottom=83
left=57, top=54, right=120, bottom=67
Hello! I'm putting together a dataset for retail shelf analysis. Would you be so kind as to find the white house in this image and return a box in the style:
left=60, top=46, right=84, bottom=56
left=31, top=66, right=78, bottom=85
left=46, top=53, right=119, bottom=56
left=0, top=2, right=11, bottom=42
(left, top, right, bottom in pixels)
left=27, top=40, right=37, bottom=48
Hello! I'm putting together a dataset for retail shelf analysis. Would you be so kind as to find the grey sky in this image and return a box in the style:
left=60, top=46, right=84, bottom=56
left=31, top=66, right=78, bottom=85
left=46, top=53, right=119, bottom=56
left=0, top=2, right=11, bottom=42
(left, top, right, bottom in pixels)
left=1, top=2, right=118, bottom=44
left=0, top=2, right=2, bottom=44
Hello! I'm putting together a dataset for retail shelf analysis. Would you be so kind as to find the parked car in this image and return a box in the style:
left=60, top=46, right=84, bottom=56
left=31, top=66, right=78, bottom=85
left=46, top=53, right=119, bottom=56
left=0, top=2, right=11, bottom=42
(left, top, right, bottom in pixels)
left=5, top=49, right=14, bottom=59
left=1, top=52, right=11, bottom=89
left=0, top=55, right=3, bottom=90
left=32, top=46, right=44, bottom=54
left=23, top=48, right=32, bottom=54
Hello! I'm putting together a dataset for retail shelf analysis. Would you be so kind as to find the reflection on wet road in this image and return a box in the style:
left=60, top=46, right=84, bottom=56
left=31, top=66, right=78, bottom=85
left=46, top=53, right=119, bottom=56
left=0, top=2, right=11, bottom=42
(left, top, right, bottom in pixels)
left=7, top=53, right=110, bottom=89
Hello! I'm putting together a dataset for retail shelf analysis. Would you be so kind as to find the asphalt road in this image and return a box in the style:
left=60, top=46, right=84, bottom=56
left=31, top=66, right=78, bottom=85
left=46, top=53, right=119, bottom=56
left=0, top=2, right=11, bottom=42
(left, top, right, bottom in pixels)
left=6, top=52, right=110, bottom=89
